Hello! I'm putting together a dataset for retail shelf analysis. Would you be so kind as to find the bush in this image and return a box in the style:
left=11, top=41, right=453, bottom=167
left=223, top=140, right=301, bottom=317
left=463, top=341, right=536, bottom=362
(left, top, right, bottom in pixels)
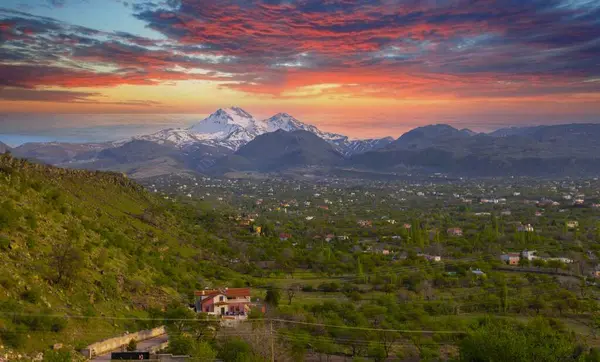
left=218, top=338, right=257, bottom=362
left=0, top=274, right=15, bottom=289
left=20, top=287, right=42, bottom=304
left=126, top=339, right=137, bottom=351
left=0, top=235, right=10, bottom=251
left=0, top=201, right=20, bottom=230
left=0, top=325, right=26, bottom=348
left=43, top=349, right=72, bottom=362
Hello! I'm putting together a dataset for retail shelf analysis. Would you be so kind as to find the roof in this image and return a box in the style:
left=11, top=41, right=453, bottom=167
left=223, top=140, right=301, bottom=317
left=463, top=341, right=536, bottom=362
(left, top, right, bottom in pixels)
left=194, top=288, right=251, bottom=298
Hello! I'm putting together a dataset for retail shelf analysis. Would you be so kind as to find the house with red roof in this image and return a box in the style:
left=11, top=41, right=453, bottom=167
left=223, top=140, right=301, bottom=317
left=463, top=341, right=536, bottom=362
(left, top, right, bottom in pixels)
left=194, top=288, right=252, bottom=318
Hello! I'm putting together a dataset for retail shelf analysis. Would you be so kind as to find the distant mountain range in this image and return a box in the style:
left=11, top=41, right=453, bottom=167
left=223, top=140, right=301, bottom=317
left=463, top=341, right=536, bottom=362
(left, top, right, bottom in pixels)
left=134, top=107, right=393, bottom=155
left=351, top=123, right=600, bottom=177
left=6, top=108, right=600, bottom=178
left=0, top=141, right=10, bottom=154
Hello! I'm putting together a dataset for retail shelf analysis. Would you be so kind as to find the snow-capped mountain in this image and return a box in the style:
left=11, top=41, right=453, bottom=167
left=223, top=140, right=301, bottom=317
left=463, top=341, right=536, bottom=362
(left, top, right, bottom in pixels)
left=261, top=113, right=347, bottom=142
left=137, top=107, right=267, bottom=150
left=189, top=107, right=266, bottom=141
left=260, top=113, right=393, bottom=155
left=134, top=107, right=393, bottom=155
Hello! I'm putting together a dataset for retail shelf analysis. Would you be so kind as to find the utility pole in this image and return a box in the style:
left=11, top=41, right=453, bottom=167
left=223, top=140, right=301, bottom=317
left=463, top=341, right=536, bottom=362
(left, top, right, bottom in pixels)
left=270, top=320, right=275, bottom=362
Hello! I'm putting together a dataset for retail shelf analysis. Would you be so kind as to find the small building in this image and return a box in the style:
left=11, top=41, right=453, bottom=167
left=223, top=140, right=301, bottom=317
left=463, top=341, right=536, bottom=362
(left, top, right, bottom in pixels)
left=501, top=253, right=521, bottom=265
left=357, top=220, right=373, bottom=228
left=517, top=224, right=535, bottom=232
left=447, top=227, right=463, bottom=237
left=194, top=288, right=252, bottom=318
left=418, top=253, right=442, bottom=262
left=521, top=250, right=537, bottom=261
left=566, top=221, right=579, bottom=229
left=279, top=233, right=292, bottom=241
left=471, top=269, right=486, bottom=277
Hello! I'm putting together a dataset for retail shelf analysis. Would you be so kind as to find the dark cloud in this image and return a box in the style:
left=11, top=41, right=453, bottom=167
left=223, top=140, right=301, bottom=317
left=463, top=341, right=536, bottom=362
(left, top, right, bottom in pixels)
left=0, top=0, right=599, bottom=101
left=0, top=87, right=98, bottom=102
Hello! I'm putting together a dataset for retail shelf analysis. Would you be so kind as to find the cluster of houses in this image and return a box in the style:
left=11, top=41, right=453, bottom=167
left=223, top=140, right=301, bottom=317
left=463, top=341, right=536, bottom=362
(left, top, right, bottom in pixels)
left=501, top=250, right=573, bottom=265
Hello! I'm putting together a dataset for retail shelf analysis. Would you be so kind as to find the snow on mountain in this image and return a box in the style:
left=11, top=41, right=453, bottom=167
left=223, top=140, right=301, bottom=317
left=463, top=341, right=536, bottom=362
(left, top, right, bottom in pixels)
left=136, top=107, right=267, bottom=150
left=134, top=107, right=394, bottom=155
left=342, top=137, right=395, bottom=156
left=260, top=113, right=395, bottom=155
left=189, top=107, right=266, bottom=141
left=261, top=113, right=347, bottom=142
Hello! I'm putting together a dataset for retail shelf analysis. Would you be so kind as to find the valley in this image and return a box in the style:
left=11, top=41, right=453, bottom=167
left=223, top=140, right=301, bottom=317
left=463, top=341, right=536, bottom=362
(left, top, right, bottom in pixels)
left=3, top=148, right=600, bottom=360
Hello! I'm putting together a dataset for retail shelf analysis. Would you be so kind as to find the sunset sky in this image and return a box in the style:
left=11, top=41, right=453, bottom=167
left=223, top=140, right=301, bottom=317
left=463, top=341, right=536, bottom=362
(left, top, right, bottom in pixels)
left=1, top=0, right=599, bottom=140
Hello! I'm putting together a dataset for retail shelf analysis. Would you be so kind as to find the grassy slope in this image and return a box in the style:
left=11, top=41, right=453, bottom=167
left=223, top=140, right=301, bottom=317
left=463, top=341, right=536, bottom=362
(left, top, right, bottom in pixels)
left=0, top=154, right=243, bottom=355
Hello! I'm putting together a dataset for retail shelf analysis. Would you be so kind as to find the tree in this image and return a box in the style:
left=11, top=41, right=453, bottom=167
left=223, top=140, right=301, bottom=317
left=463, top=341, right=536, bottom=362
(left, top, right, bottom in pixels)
left=287, top=283, right=300, bottom=305
left=164, top=306, right=219, bottom=343
left=218, top=337, right=260, bottom=362
left=499, top=281, right=509, bottom=313
left=48, top=240, right=84, bottom=285
left=518, top=257, right=530, bottom=267
left=265, top=286, right=280, bottom=309
left=459, top=317, right=587, bottom=362
left=528, top=296, right=547, bottom=314
left=532, top=258, right=547, bottom=268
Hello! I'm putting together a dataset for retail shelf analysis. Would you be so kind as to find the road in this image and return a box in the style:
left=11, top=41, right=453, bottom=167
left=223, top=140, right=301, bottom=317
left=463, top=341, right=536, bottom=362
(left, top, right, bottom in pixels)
left=90, top=334, right=169, bottom=361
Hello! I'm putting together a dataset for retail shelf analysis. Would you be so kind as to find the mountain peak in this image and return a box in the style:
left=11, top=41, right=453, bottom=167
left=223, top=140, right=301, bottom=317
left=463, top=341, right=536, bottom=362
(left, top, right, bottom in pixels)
left=215, top=107, right=253, bottom=119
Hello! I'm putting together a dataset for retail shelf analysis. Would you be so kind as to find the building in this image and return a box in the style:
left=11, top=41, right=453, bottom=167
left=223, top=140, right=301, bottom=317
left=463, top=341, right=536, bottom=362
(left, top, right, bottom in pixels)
left=547, top=257, right=573, bottom=264
left=566, top=221, right=579, bottom=229
left=418, top=253, right=442, bottom=262
left=521, top=250, right=537, bottom=261
left=357, top=220, right=373, bottom=228
left=517, top=224, right=535, bottom=232
left=501, top=253, right=521, bottom=265
left=447, top=227, right=463, bottom=236
left=194, top=288, right=252, bottom=318
left=279, top=233, right=292, bottom=241
left=471, top=269, right=486, bottom=277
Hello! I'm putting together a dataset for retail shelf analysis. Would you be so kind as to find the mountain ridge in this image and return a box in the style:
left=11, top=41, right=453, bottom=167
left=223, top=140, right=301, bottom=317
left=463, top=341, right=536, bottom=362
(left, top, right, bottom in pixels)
left=0, top=141, right=10, bottom=154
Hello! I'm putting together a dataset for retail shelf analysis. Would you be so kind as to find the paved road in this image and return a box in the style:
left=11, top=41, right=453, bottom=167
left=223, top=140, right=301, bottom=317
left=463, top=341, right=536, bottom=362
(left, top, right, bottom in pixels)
left=90, top=334, right=169, bottom=361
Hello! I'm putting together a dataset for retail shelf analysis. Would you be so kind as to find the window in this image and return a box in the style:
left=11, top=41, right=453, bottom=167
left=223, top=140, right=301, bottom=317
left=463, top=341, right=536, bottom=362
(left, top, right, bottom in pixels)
left=219, top=296, right=224, bottom=301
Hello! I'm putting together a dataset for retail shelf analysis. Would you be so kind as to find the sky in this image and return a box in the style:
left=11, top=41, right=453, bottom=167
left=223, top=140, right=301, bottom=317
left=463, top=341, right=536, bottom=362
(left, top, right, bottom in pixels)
left=0, top=0, right=599, bottom=141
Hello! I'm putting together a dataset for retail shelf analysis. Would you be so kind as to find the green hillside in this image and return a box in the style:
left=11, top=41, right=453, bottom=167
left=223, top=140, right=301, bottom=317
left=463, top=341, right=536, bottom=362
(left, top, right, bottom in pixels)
left=0, top=153, right=244, bottom=357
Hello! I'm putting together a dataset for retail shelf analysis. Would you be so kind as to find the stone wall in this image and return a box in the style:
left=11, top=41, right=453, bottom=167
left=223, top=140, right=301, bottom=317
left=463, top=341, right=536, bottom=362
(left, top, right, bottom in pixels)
left=80, top=326, right=166, bottom=358
left=151, top=354, right=189, bottom=361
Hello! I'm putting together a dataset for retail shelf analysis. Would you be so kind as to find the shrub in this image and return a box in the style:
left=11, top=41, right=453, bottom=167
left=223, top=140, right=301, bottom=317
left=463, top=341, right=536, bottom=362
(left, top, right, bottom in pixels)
left=43, top=349, right=72, bottom=362
left=0, top=235, right=10, bottom=251
left=0, top=274, right=15, bottom=289
left=126, top=339, right=137, bottom=351
left=0, top=201, right=20, bottom=230
left=0, top=326, right=26, bottom=348
left=20, top=287, right=42, bottom=304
